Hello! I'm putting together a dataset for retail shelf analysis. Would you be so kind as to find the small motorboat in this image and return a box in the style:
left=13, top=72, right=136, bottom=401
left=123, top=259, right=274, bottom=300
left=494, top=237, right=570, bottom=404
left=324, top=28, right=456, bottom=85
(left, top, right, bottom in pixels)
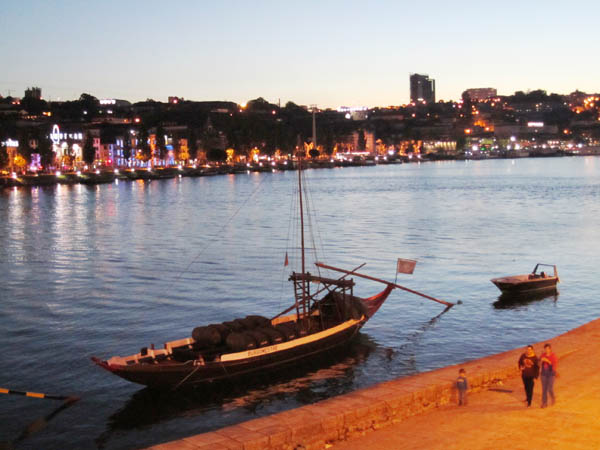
left=491, top=264, right=559, bottom=294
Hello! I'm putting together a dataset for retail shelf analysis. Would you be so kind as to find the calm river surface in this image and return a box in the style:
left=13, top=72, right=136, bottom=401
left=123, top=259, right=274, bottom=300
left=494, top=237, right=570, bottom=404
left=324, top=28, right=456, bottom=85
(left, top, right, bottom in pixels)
left=2, top=157, right=600, bottom=449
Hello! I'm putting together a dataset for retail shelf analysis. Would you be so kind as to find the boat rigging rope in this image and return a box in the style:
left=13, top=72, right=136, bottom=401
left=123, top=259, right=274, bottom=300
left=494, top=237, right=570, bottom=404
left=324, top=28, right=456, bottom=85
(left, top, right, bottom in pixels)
left=161, top=174, right=270, bottom=304
left=103, top=174, right=270, bottom=352
left=279, top=174, right=299, bottom=308
left=171, top=361, right=203, bottom=391
left=302, top=173, right=327, bottom=277
left=280, top=168, right=328, bottom=311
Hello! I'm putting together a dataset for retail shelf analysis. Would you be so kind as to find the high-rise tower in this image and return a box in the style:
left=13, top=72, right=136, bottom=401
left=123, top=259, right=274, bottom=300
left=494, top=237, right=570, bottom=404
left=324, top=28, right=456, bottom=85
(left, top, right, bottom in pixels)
left=409, top=74, right=435, bottom=104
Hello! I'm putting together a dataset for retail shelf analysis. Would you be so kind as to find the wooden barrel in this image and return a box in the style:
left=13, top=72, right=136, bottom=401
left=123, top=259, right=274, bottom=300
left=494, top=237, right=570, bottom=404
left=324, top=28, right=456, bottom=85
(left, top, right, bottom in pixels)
left=192, top=325, right=222, bottom=347
left=260, top=327, right=284, bottom=344
left=226, top=332, right=257, bottom=352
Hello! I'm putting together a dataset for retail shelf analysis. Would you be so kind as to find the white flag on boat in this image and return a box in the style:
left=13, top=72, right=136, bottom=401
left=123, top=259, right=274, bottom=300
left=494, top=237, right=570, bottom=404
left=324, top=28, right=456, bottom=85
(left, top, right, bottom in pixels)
left=396, top=258, right=417, bottom=274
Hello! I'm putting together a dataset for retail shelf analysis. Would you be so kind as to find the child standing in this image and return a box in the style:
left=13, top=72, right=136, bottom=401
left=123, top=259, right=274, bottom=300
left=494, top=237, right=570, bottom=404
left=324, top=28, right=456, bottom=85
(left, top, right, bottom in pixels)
left=457, top=368, right=468, bottom=406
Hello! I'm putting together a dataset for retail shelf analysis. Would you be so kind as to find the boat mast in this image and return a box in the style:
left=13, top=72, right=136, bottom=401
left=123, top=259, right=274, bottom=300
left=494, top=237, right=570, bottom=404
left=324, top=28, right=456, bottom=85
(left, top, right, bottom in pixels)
left=298, top=156, right=307, bottom=319
left=293, top=106, right=316, bottom=322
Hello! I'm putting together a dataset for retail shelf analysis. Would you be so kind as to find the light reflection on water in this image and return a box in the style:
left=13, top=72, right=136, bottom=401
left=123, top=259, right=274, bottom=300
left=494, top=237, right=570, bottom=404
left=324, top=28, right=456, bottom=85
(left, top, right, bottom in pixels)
left=1, top=157, right=600, bottom=449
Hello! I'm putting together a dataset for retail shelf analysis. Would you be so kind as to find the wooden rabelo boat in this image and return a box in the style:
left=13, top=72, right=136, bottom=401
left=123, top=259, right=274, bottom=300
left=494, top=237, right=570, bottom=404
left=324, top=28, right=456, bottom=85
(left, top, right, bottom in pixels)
left=92, top=160, right=454, bottom=389
left=490, top=263, right=559, bottom=295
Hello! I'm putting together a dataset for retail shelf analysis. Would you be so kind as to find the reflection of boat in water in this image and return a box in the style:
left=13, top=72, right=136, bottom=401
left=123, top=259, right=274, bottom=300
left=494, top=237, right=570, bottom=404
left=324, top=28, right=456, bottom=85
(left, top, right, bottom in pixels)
left=493, top=289, right=559, bottom=309
left=491, top=263, right=559, bottom=294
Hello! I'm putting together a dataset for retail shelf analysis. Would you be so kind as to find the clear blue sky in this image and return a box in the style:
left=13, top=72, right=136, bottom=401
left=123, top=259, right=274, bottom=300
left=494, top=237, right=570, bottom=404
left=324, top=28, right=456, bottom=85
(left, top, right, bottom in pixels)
left=1, top=0, right=598, bottom=107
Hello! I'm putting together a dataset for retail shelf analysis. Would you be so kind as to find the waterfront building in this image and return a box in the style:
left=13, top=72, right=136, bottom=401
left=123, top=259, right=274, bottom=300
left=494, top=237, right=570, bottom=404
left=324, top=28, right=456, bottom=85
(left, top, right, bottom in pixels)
left=48, top=123, right=86, bottom=168
left=338, top=106, right=368, bottom=120
left=462, top=88, right=497, bottom=101
left=365, top=130, right=375, bottom=153
left=410, top=74, right=435, bottom=104
left=98, top=99, right=131, bottom=108
left=422, top=139, right=457, bottom=155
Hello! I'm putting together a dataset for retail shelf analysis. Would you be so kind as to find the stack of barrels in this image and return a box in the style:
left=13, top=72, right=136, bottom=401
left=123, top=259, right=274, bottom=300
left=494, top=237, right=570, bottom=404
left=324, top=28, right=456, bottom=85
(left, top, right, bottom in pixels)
left=192, top=315, right=309, bottom=353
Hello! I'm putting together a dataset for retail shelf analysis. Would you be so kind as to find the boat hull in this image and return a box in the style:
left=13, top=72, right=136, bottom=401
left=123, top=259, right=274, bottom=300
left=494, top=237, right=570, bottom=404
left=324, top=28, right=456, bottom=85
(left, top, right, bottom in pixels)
left=93, top=285, right=394, bottom=388
left=491, top=276, right=558, bottom=294
left=94, top=320, right=362, bottom=388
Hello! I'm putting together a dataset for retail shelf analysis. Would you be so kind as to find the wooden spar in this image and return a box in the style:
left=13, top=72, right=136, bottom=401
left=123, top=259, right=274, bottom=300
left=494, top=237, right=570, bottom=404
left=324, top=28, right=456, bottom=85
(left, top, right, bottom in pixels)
left=315, top=262, right=455, bottom=308
left=311, top=262, right=365, bottom=299
left=0, top=387, right=79, bottom=402
left=272, top=262, right=367, bottom=320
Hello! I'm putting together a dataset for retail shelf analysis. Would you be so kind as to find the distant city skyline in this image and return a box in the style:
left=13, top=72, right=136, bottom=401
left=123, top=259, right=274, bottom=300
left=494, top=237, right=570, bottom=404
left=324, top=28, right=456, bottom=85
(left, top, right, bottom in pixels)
left=2, top=0, right=599, bottom=108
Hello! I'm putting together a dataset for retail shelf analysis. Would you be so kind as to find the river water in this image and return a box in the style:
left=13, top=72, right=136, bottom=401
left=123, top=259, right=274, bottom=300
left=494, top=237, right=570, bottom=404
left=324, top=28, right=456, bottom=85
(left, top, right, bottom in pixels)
left=1, top=157, right=599, bottom=449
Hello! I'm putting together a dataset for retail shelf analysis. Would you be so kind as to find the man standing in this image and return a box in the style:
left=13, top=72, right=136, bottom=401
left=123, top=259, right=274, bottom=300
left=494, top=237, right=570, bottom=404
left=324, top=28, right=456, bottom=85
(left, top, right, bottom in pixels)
left=518, top=345, right=539, bottom=407
left=540, top=343, right=558, bottom=408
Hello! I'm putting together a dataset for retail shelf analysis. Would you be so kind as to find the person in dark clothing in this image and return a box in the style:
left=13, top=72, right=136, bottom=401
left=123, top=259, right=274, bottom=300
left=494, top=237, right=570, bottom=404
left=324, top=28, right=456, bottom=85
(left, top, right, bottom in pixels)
left=518, top=345, right=539, bottom=407
left=456, top=368, right=468, bottom=406
left=540, top=343, right=558, bottom=408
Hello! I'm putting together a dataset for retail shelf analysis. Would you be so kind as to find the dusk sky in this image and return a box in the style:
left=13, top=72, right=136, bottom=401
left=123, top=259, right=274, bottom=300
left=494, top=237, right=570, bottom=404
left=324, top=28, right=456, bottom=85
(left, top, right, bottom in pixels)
left=2, top=0, right=599, bottom=108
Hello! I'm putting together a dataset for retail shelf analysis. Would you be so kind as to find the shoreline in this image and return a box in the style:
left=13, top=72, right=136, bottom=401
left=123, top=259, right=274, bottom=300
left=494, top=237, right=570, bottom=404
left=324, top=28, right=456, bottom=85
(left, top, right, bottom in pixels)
left=145, top=317, right=600, bottom=450
left=1, top=152, right=594, bottom=190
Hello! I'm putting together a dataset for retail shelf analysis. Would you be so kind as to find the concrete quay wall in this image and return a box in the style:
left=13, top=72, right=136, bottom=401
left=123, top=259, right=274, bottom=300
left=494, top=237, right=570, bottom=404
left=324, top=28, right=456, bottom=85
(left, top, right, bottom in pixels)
left=148, top=318, right=598, bottom=450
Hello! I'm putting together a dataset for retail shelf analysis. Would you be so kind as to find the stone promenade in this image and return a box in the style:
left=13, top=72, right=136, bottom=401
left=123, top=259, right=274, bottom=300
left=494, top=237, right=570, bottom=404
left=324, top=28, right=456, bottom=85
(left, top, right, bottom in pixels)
left=147, top=317, right=600, bottom=450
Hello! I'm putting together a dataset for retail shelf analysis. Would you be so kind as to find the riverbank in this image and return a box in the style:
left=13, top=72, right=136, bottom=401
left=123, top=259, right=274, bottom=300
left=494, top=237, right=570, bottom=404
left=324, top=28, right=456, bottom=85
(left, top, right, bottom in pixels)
left=334, top=335, right=599, bottom=450
left=146, top=317, right=600, bottom=449
left=0, top=158, right=382, bottom=188
left=1, top=151, right=592, bottom=189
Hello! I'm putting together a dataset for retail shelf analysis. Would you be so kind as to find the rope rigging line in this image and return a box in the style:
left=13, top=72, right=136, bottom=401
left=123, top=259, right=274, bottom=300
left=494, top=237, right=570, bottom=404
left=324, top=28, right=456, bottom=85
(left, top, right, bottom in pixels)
left=274, top=166, right=334, bottom=316
left=159, top=175, right=270, bottom=305
left=301, top=170, right=327, bottom=280
left=278, top=174, right=299, bottom=309
left=309, top=183, right=326, bottom=270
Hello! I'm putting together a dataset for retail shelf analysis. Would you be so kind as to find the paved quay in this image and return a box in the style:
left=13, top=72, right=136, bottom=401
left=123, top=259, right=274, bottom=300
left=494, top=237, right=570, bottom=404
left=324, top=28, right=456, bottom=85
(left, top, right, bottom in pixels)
left=147, top=317, right=600, bottom=450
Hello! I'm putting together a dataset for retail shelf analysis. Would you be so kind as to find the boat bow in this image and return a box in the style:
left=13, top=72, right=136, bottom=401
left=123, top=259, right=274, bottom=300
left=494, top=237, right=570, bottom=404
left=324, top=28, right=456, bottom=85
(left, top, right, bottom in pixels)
left=361, top=284, right=395, bottom=318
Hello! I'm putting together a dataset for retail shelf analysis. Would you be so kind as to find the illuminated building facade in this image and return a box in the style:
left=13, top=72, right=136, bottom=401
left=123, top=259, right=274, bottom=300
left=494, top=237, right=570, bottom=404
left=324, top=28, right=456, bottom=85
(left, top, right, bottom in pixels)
left=462, top=88, right=497, bottom=101
left=338, top=106, right=368, bottom=120
left=410, top=73, right=435, bottom=104
left=98, top=99, right=131, bottom=108
left=49, top=123, right=86, bottom=168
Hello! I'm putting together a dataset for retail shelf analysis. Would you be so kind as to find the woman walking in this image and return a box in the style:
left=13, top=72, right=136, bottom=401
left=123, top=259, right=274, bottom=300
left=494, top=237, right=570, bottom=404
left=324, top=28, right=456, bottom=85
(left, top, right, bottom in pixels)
left=518, top=345, right=539, bottom=407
